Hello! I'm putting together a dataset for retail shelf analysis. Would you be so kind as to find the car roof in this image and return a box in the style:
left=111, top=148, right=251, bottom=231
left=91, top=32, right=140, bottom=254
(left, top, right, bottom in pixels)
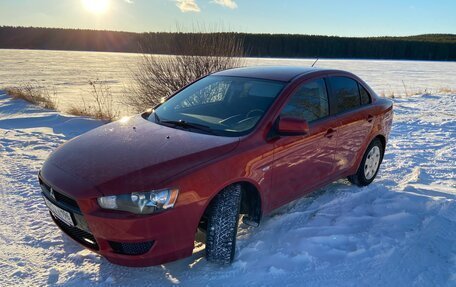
left=212, top=66, right=336, bottom=82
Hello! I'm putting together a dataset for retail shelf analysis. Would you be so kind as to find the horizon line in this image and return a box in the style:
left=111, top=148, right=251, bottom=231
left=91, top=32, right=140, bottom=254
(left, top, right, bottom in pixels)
left=2, top=25, right=455, bottom=39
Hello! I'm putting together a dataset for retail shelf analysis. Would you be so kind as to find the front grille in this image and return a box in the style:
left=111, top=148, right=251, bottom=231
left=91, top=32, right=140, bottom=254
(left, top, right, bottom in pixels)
left=40, top=179, right=81, bottom=212
left=51, top=213, right=99, bottom=250
left=109, top=241, right=154, bottom=255
left=54, top=192, right=79, bottom=210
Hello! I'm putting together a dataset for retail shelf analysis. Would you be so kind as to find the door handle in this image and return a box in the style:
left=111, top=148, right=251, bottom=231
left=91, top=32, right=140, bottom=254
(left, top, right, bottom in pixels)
left=367, top=115, right=374, bottom=123
left=325, top=128, right=336, bottom=138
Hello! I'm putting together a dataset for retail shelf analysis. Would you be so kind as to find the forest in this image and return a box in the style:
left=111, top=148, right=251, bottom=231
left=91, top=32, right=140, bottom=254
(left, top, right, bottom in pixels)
left=1, top=26, right=455, bottom=61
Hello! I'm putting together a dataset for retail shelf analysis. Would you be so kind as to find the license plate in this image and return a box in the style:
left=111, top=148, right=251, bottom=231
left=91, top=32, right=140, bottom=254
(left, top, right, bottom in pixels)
left=43, top=196, right=74, bottom=226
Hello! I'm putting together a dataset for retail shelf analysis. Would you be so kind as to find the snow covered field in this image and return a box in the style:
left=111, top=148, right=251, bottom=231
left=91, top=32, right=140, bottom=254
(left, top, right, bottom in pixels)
left=0, top=89, right=454, bottom=286
left=1, top=49, right=456, bottom=116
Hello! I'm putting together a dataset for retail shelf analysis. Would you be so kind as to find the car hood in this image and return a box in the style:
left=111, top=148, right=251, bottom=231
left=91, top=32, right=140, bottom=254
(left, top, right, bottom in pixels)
left=43, top=115, right=239, bottom=196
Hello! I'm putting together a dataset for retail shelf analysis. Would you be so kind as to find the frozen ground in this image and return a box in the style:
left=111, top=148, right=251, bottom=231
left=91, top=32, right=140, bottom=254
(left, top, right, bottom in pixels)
left=0, top=91, right=455, bottom=286
left=1, top=49, right=456, bottom=116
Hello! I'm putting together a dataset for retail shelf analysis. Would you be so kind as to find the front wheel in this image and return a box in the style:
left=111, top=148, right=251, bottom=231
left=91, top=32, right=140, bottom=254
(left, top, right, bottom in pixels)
left=205, top=184, right=242, bottom=264
left=348, top=138, right=384, bottom=186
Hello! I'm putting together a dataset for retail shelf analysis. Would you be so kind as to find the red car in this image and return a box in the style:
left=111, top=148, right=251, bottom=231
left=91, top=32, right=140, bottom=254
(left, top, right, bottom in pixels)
left=39, top=66, right=393, bottom=267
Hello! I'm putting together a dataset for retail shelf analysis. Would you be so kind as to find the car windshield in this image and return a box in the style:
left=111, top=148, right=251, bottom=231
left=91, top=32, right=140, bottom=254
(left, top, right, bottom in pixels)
left=149, top=76, right=285, bottom=136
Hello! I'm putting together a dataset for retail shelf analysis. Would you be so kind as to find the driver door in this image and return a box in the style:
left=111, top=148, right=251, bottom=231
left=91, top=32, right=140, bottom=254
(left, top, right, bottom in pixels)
left=269, top=78, right=338, bottom=209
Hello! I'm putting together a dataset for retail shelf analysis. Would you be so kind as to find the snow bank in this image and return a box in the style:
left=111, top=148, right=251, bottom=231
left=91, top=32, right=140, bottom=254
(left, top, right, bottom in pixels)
left=0, top=91, right=454, bottom=286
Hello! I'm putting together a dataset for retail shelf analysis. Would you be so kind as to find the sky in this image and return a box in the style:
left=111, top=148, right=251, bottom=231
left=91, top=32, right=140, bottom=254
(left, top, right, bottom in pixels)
left=0, top=0, right=455, bottom=36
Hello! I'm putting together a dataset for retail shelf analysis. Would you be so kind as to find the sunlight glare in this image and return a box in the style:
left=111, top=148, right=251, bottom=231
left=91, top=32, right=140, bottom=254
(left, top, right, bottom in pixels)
left=82, top=0, right=110, bottom=14
left=119, top=116, right=131, bottom=124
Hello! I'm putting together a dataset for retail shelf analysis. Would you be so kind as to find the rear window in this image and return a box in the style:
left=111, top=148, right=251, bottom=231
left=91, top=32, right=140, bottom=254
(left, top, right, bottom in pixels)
left=329, top=77, right=361, bottom=114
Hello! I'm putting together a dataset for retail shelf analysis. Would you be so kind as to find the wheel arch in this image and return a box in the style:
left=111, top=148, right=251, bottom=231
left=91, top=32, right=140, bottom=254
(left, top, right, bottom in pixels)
left=350, top=133, right=387, bottom=177
left=238, top=181, right=263, bottom=225
left=198, top=179, right=264, bottom=231
left=375, top=134, right=386, bottom=152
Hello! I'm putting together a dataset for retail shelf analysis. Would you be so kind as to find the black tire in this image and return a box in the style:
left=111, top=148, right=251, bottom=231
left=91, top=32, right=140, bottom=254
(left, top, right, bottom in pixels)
left=205, top=184, right=242, bottom=264
left=348, top=138, right=384, bottom=186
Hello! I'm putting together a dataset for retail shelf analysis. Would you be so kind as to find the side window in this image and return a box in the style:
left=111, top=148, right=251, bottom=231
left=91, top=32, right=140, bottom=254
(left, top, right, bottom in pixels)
left=280, top=79, right=329, bottom=122
left=358, top=84, right=371, bottom=105
left=329, top=77, right=360, bottom=113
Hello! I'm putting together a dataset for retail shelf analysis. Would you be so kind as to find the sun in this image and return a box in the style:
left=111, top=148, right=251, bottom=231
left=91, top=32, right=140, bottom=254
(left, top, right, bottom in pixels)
left=82, top=0, right=110, bottom=14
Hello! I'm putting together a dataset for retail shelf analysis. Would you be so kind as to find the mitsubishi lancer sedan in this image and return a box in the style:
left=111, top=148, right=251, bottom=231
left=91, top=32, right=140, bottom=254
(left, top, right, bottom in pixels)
left=39, top=66, right=393, bottom=266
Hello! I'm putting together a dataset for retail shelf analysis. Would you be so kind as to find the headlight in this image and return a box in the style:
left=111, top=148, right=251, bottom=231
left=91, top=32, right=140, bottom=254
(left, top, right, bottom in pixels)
left=97, top=188, right=179, bottom=215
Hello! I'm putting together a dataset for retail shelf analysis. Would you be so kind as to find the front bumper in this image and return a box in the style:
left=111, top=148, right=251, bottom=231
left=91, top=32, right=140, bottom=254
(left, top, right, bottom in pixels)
left=40, top=178, right=197, bottom=267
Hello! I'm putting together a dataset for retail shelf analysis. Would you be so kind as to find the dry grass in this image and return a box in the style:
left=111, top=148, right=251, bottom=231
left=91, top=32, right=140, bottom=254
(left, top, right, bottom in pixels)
left=437, top=87, right=456, bottom=94
left=4, top=80, right=118, bottom=122
left=67, top=79, right=119, bottom=121
left=381, top=89, right=430, bottom=98
left=380, top=91, right=397, bottom=98
left=5, top=83, right=57, bottom=110
left=125, top=29, right=245, bottom=112
left=381, top=81, right=456, bottom=98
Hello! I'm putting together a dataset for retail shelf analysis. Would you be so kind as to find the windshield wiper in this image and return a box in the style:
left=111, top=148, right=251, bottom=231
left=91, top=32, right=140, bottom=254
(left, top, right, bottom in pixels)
left=160, top=120, right=215, bottom=135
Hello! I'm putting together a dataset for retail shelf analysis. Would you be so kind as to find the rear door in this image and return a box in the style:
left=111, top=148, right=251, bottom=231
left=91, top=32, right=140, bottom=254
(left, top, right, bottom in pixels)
left=327, top=76, right=375, bottom=174
left=270, top=78, right=338, bottom=209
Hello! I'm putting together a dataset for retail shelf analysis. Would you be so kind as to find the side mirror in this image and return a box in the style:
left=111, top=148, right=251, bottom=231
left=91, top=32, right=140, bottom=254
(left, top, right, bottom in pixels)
left=277, top=117, right=309, bottom=135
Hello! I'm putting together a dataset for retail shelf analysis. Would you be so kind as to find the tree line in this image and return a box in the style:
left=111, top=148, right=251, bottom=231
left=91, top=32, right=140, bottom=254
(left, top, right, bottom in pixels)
left=1, top=26, right=455, bottom=61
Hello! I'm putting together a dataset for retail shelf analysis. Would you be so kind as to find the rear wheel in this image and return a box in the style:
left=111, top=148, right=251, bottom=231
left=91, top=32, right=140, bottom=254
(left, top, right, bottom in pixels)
left=348, top=138, right=384, bottom=186
left=205, top=184, right=242, bottom=264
